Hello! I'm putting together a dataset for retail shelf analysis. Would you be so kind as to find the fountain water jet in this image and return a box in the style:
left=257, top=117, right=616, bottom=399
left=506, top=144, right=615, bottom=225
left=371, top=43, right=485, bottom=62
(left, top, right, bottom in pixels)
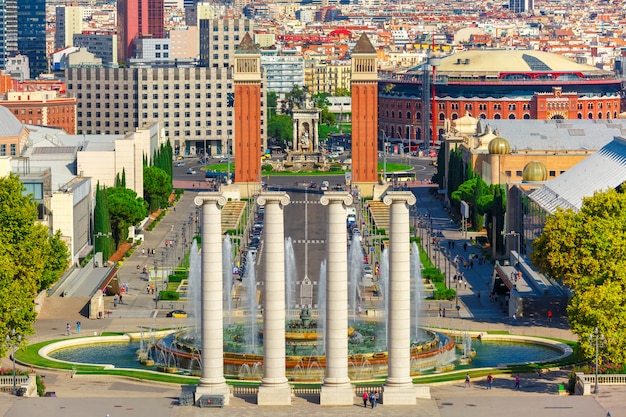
left=187, top=241, right=202, bottom=333
left=243, top=250, right=258, bottom=354
left=223, top=236, right=234, bottom=325
left=285, top=237, right=297, bottom=315
left=316, top=260, right=326, bottom=355
left=410, top=242, right=425, bottom=343
left=348, top=237, right=364, bottom=323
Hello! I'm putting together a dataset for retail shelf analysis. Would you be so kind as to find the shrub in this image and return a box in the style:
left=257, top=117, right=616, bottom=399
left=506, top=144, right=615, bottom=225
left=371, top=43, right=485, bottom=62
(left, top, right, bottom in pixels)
left=422, top=267, right=444, bottom=282
left=262, top=164, right=273, bottom=172
left=159, top=291, right=180, bottom=301
left=168, top=273, right=187, bottom=283
left=36, top=374, right=45, bottom=397
left=432, top=288, right=456, bottom=300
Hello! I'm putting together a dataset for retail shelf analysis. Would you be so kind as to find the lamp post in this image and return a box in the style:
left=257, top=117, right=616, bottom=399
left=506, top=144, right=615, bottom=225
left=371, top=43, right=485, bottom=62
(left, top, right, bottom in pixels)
left=153, top=261, right=158, bottom=309
left=380, top=129, right=387, bottom=183
left=590, top=327, right=603, bottom=394
left=5, top=329, right=21, bottom=395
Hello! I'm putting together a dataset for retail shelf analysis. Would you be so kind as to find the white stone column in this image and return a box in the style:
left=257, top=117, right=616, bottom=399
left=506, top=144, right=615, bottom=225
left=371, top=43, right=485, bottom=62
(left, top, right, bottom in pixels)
left=382, top=191, right=417, bottom=405
left=194, top=193, right=230, bottom=404
left=257, top=192, right=292, bottom=405
left=319, top=192, right=354, bottom=405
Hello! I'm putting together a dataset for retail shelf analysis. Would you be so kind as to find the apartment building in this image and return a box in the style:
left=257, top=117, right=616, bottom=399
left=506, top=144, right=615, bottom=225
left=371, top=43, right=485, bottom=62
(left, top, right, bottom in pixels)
left=304, top=58, right=351, bottom=95
left=65, top=66, right=266, bottom=157
left=261, top=55, right=304, bottom=94
left=55, top=6, right=84, bottom=49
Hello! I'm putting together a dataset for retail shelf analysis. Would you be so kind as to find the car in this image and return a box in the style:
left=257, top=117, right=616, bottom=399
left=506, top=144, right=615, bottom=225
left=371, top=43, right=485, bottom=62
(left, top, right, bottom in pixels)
left=334, top=184, right=344, bottom=191
left=166, top=310, right=187, bottom=318
left=320, top=181, right=329, bottom=191
left=175, top=161, right=185, bottom=167
left=363, top=264, right=373, bottom=277
left=212, top=154, right=225, bottom=159
left=219, top=158, right=229, bottom=163
left=186, top=168, right=197, bottom=175
left=309, top=182, right=318, bottom=189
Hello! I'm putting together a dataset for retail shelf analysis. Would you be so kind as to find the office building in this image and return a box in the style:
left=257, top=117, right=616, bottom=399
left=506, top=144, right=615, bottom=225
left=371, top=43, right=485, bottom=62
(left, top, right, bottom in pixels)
left=0, top=0, right=18, bottom=70
left=18, top=0, right=46, bottom=78
left=65, top=66, right=266, bottom=157
left=198, top=17, right=251, bottom=68
left=116, top=0, right=165, bottom=63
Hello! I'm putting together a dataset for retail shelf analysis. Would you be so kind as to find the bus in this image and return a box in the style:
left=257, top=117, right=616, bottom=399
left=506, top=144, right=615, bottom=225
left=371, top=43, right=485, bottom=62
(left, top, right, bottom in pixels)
left=205, top=171, right=233, bottom=183
left=384, top=171, right=416, bottom=182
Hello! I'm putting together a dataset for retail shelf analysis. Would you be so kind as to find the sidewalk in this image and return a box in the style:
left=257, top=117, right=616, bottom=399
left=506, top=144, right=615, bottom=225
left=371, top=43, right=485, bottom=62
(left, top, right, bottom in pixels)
left=410, top=187, right=575, bottom=341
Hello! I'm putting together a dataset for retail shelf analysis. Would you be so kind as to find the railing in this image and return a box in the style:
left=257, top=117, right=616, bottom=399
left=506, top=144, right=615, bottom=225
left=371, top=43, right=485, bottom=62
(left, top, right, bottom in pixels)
left=575, top=372, right=626, bottom=395
left=231, top=384, right=384, bottom=396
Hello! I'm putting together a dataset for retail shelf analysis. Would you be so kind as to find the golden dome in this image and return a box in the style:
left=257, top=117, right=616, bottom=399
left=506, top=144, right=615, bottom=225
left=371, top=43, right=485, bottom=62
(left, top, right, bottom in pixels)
left=522, top=161, right=548, bottom=182
left=488, top=137, right=511, bottom=154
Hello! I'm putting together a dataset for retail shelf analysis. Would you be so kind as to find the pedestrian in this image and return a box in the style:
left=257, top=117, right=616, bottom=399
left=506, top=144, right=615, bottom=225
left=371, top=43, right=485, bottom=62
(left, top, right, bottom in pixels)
left=465, top=373, right=471, bottom=387
left=76, top=321, right=81, bottom=334
left=113, top=294, right=118, bottom=307
left=369, top=391, right=376, bottom=408
left=487, top=373, right=493, bottom=390
left=141, top=248, right=145, bottom=256
left=357, top=305, right=362, bottom=317
left=514, top=374, right=520, bottom=390
left=119, top=293, right=123, bottom=304
left=66, top=322, right=71, bottom=336
left=125, top=282, right=129, bottom=293
left=442, top=307, right=446, bottom=317
left=151, top=284, right=155, bottom=294
left=463, top=242, right=467, bottom=251
left=362, top=391, right=368, bottom=407
left=547, top=310, right=553, bottom=323
left=146, top=285, right=150, bottom=294
left=438, top=307, right=442, bottom=317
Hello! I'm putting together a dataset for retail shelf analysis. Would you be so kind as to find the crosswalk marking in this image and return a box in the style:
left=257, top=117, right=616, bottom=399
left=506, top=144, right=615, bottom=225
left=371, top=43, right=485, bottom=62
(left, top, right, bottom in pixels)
left=289, top=200, right=321, bottom=204
left=291, top=239, right=326, bottom=244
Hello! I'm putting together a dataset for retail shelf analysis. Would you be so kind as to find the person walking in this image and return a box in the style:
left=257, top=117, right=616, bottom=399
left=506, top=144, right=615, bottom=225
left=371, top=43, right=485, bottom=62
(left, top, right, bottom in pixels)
left=465, top=373, right=471, bottom=388
left=514, top=374, right=520, bottom=390
left=362, top=391, right=368, bottom=407
left=76, top=321, right=81, bottom=334
left=487, top=373, right=493, bottom=390
left=66, top=322, right=71, bottom=336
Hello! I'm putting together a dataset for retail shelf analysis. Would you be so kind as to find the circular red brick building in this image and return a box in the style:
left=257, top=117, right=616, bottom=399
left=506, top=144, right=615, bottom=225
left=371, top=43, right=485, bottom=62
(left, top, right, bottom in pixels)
left=379, top=49, right=623, bottom=147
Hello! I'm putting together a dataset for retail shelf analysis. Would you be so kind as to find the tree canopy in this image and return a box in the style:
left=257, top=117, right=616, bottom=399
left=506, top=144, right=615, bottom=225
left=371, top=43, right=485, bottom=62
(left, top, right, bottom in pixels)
left=106, top=186, right=148, bottom=245
left=0, top=174, right=69, bottom=354
left=267, top=114, right=293, bottom=147
left=144, top=166, right=172, bottom=212
left=531, top=187, right=626, bottom=364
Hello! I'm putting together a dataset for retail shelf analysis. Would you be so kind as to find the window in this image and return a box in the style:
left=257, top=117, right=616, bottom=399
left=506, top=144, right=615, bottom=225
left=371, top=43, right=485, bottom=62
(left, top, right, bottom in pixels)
left=0, top=144, right=5, bottom=155
left=10, top=144, right=16, bottom=156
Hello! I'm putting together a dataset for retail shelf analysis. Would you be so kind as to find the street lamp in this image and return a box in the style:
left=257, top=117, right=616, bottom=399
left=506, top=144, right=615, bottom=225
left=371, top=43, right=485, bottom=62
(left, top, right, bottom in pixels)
left=153, top=261, right=159, bottom=309
left=380, top=129, right=388, bottom=183
left=590, top=327, right=604, bottom=394
left=5, top=329, right=22, bottom=395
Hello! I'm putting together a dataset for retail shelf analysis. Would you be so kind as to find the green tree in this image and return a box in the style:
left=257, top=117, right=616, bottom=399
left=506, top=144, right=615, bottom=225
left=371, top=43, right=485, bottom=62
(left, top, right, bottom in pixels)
left=334, top=87, right=351, bottom=96
left=39, top=230, right=70, bottom=291
left=94, top=183, right=115, bottom=260
left=267, top=91, right=278, bottom=119
left=0, top=174, right=69, bottom=354
left=106, top=187, right=148, bottom=246
left=144, top=166, right=172, bottom=212
left=267, top=114, right=293, bottom=147
left=531, top=187, right=626, bottom=364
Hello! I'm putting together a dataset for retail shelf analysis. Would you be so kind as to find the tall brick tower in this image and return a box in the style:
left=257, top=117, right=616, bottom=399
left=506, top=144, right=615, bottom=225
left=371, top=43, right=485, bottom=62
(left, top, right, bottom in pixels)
left=233, top=33, right=262, bottom=195
left=351, top=33, right=379, bottom=195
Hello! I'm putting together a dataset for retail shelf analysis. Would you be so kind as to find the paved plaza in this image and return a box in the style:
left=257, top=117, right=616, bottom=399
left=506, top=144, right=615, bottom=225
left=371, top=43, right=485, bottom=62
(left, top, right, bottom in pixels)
left=1, top=181, right=624, bottom=417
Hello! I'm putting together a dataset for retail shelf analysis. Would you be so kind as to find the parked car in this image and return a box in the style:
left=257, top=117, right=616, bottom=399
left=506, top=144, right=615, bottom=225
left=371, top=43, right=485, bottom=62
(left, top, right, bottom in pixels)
left=166, top=310, right=187, bottom=318
left=175, top=161, right=185, bottom=167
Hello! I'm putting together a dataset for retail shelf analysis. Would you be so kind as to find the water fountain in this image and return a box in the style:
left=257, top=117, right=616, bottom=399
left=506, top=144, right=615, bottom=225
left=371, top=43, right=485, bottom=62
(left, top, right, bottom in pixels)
left=375, top=249, right=389, bottom=352
left=316, top=260, right=326, bottom=355
left=243, top=250, right=258, bottom=354
left=347, top=237, right=363, bottom=322
left=187, top=241, right=202, bottom=333
left=410, top=242, right=426, bottom=343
